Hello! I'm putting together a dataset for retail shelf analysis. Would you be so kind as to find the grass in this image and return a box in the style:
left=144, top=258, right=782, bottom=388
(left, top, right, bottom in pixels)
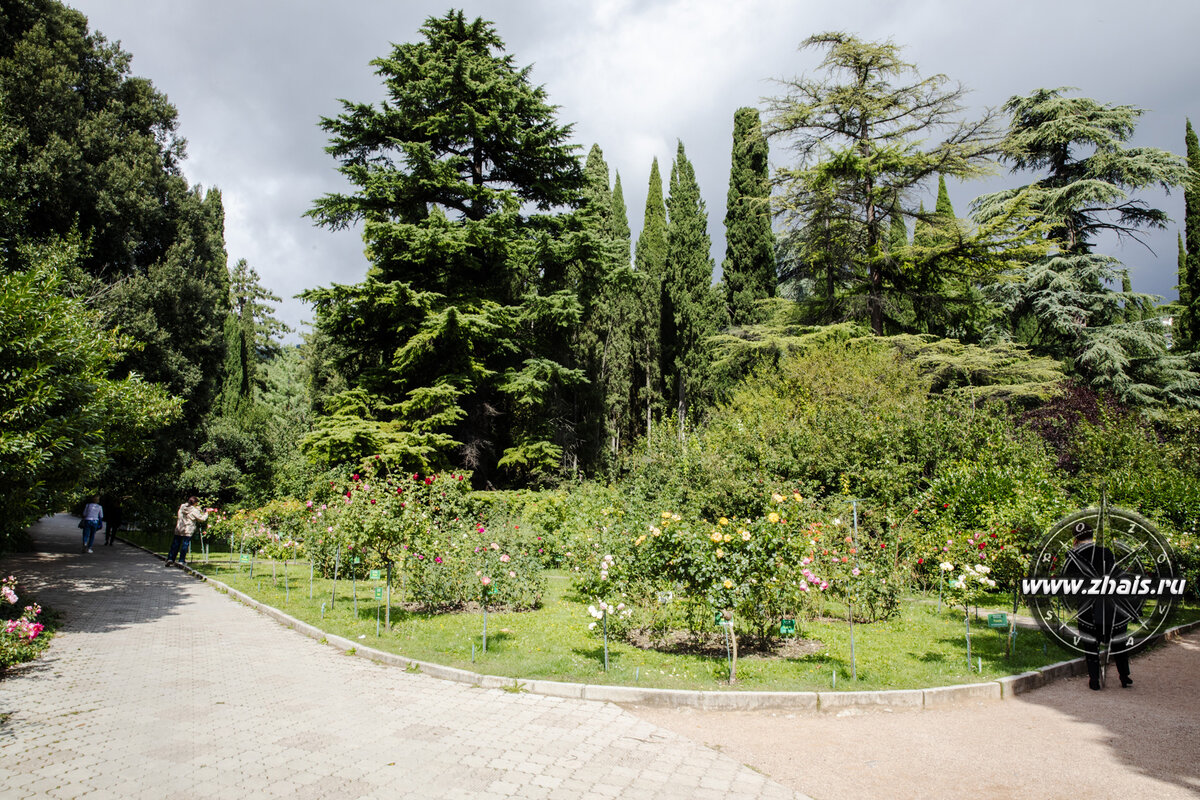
left=120, top=530, right=1200, bottom=692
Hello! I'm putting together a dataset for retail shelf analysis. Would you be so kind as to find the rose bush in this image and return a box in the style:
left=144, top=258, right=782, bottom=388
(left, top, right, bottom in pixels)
left=1, top=575, right=49, bottom=671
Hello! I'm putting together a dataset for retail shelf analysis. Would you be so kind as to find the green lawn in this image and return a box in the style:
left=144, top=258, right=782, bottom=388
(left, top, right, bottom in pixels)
left=121, top=530, right=1199, bottom=692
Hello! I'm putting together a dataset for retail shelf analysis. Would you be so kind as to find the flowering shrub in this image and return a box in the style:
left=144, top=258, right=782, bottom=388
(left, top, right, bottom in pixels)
left=315, top=461, right=544, bottom=609
left=404, top=523, right=545, bottom=611
left=208, top=499, right=313, bottom=561
left=1, top=576, right=49, bottom=671
left=940, top=560, right=996, bottom=615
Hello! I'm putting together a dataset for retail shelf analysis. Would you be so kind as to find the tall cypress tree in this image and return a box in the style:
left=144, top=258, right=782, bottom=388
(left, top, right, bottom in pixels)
left=1180, top=119, right=1200, bottom=351
left=1179, top=232, right=1191, bottom=349
left=602, top=171, right=636, bottom=459
left=663, top=141, right=721, bottom=430
left=575, top=145, right=637, bottom=470
left=722, top=107, right=775, bottom=325
left=633, top=158, right=668, bottom=433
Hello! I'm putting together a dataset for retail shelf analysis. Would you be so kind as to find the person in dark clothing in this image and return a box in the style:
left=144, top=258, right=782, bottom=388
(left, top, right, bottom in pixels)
left=1066, top=524, right=1134, bottom=690
left=101, top=495, right=122, bottom=546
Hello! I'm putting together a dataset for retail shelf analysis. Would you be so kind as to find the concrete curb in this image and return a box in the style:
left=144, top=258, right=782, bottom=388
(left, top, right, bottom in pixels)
left=120, top=537, right=1200, bottom=712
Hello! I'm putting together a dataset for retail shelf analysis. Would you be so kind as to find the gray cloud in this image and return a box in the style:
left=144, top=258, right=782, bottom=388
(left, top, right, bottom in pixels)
left=69, top=1, right=1200, bottom=338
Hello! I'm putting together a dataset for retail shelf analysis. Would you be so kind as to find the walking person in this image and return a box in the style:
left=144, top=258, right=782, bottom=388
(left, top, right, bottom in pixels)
left=168, top=496, right=212, bottom=567
left=101, top=495, right=122, bottom=546
left=80, top=495, right=104, bottom=553
left=1067, top=524, right=1135, bottom=690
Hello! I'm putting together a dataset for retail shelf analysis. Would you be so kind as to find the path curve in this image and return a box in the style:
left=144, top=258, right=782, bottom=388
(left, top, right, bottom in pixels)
left=0, top=516, right=802, bottom=800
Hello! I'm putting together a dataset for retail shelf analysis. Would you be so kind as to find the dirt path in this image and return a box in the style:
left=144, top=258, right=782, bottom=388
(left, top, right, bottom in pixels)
left=630, top=632, right=1200, bottom=799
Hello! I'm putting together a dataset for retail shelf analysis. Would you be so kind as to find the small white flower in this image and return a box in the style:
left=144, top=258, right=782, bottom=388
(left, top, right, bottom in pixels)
left=588, top=622, right=597, bottom=631
left=940, top=562, right=954, bottom=572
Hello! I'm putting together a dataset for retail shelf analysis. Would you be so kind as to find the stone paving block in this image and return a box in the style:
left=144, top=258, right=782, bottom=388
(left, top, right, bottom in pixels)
left=817, top=688, right=923, bottom=710
left=0, top=515, right=810, bottom=800
left=995, top=670, right=1046, bottom=697
left=923, top=680, right=1003, bottom=707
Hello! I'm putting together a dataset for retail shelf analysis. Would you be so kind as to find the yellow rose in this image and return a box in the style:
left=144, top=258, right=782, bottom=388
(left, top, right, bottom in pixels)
left=723, top=579, right=733, bottom=589
left=723, top=533, right=732, bottom=543
left=741, top=530, right=751, bottom=541
left=772, top=493, right=785, bottom=504
left=635, top=535, right=646, bottom=546
left=793, top=492, right=802, bottom=502
left=716, top=548, right=725, bottom=559
left=718, top=516, right=729, bottom=526
left=661, top=511, right=672, bottom=519
left=710, top=531, right=723, bottom=543
left=768, top=512, right=780, bottom=523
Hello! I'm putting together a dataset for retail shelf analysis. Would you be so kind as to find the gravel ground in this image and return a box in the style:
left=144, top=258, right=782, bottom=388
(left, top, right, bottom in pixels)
left=630, top=631, right=1200, bottom=800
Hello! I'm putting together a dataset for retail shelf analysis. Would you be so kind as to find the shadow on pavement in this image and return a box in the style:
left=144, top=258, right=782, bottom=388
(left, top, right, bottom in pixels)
left=0, top=513, right=193, bottom=637
left=1011, top=634, right=1200, bottom=796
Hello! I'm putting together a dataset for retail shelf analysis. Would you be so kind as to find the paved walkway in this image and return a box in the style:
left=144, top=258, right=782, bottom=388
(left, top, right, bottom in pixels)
left=0, top=516, right=803, bottom=800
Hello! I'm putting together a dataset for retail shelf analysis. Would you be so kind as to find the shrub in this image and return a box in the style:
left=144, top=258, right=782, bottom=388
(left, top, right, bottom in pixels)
left=1, top=575, right=49, bottom=672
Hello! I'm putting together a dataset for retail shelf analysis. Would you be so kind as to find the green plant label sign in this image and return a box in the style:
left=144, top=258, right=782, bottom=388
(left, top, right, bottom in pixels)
left=374, top=587, right=383, bottom=599
left=780, top=619, right=796, bottom=635
left=369, top=569, right=381, bottom=581
left=987, top=613, right=1008, bottom=629
left=239, top=554, right=251, bottom=563
left=352, top=556, right=361, bottom=564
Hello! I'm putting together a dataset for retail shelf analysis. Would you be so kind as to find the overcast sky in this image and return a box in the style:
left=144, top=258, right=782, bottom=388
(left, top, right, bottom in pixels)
left=69, top=0, right=1200, bottom=339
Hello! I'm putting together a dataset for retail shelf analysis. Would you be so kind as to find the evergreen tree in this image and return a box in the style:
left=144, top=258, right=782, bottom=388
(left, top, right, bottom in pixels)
left=767, top=33, right=1000, bottom=335
left=632, top=158, right=668, bottom=433
left=304, top=11, right=586, bottom=484
left=975, top=89, right=1197, bottom=406
left=663, top=141, right=722, bottom=429
left=1178, top=232, right=1191, bottom=349
left=905, top=174, right=990, bottom=338
left=722, top=107, right=775, bottom=325
left=221, top=258, right=290, bottom=407
left=599, top=170, right=636, bottom=460
left=572, top=145, right=636, bottom=471
left=1180, top=119, right=1200, bottom=351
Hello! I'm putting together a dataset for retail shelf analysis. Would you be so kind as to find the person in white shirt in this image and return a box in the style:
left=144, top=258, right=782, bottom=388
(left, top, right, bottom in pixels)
left=81, top=495, right=104, bottom=553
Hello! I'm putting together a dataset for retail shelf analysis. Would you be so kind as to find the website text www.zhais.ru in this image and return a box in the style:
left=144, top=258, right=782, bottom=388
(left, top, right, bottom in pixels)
left=1020, top=576, right=1188, bottom=596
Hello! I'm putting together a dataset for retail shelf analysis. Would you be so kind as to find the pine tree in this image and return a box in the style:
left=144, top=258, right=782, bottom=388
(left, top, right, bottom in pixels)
left=663, top=141, right=722, bottom=430
left=633, top=158, right=668, bottom=433
left=767, top=33, right=1000, bottom=335
left=304, top=11, right=587, bottom=484
left=976, top=89, right=1197, bottom=406
left=722, top=107, right=776, bottom=326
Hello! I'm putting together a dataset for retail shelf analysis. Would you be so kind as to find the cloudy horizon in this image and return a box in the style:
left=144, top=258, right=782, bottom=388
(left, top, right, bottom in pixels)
left=68, top=1, right=1200, bottom=340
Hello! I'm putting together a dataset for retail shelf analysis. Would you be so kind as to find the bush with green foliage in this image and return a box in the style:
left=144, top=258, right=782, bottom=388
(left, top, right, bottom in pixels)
left=208, top=498, right=315, bottom=561
left=0, top=248, right=180, bottom=551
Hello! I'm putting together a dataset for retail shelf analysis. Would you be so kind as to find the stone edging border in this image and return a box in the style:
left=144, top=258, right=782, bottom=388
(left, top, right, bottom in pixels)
left=123, top=538, right=1200, bottom=711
